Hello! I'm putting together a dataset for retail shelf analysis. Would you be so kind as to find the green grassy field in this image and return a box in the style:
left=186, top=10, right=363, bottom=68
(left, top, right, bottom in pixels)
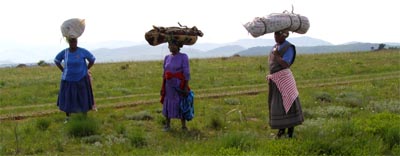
left=0, top=50, right=399, bottom=155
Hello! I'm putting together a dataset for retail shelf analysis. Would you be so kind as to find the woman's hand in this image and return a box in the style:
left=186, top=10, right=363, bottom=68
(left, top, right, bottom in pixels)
left=266, top=74, right=272, bottom=81
left=183, top=88, right=189, bottom=97
left=272, top=47, right=280, bottom=56
left=55, top=63, right=64, bottom=72
left=175, top=87, right=189, bottom=97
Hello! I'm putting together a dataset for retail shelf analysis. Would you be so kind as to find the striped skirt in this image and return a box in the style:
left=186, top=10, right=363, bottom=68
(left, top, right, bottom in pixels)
left=268, top=81, right=304, bottom=129
left=57, top=75, right=94, bottom=113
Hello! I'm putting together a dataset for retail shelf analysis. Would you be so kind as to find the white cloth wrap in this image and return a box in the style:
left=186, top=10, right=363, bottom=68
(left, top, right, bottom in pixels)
left=61, top=18, right=85, bottom=38
left=244, top=12, right=309, bottom=38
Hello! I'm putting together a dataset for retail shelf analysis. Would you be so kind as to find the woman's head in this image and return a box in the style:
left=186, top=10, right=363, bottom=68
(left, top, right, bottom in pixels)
left=67, top=38, right=78, bottom=50
left=274, top=29, right=289, bottom=44
left=168, top=41, right=182, bottom=54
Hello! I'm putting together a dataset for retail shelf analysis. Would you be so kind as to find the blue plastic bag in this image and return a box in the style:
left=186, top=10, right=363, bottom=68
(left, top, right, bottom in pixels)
left=180, top=91, right=194, bottom=121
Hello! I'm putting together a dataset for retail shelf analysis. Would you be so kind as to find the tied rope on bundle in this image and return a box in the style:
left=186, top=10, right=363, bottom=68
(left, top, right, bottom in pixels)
left=243, top=5, right=310, bottom=37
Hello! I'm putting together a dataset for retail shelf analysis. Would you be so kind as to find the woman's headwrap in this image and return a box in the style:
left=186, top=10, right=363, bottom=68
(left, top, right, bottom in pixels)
left=168, top=39, right=183, bottom=48
left=275, top=29, right=290, bottom=37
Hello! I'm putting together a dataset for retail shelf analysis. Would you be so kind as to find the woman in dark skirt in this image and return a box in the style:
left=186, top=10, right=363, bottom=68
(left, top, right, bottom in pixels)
left=266, top=30, right=304, bottom=138
left=54, top=37, right=96, bottom=123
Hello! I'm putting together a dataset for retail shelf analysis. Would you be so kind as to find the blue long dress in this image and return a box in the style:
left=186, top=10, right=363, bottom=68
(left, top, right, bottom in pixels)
left=54, top=47, right=96, bottom=113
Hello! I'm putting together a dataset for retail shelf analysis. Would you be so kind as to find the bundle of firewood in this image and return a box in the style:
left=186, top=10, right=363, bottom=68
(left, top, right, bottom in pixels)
left=145, top=24, right=203, bottom=46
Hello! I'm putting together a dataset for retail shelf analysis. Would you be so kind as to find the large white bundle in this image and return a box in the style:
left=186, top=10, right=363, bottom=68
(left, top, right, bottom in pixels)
left=61, top=18, right=85, bottom=38
left=244, top=12, right=310, bottom=38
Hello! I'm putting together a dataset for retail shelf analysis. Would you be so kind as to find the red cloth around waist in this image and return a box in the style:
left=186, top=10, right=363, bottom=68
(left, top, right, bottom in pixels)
left=165, top=71, right=185, bottom=80
left=160, top=71, right=189, bottom=104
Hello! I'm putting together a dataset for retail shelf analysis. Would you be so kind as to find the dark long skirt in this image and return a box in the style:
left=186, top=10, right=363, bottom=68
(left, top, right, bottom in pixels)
left=57, top=75, right=94, bottom=113
left=268, top=81, right=304, bottom=129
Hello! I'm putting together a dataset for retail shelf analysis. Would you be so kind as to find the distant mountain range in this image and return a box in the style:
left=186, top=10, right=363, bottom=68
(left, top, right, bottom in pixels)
left=236, top=42, right=393, bottom=56
left=0, top=36, right=399, bottom=67
left=90, top=36, right=398, bottom=63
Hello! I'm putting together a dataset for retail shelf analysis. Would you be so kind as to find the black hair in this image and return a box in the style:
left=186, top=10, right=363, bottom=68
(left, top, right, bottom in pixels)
left=168, top=40, right=183, bottom=48
left=274, top=30, right=289, bottom=37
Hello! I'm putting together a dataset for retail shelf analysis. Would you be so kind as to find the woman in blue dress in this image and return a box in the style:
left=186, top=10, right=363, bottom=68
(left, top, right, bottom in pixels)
left=54, top=38, right=96, bottom=123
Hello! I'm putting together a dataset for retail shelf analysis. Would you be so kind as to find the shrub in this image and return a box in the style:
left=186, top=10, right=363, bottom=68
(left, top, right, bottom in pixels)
left=385, top=125, right=400, bottom=149
left=55, top=140, right=64, bottom=152
left=336, top=120, right=358, bottom=136
left=224, top=98, right=240, bottom=105
left=125, top=111, right=153, bottom=121
left=368, top=100, right=400, bottom=113
left=120, top=64, right=129, bottom=70
left=216, top=147, right=242, bottom=156
left=0, top=81, right=5, bottom=88
left=305, top=106, right=352, bottom=118
left=155, top=115, right=167, bottom=126
left=208, top=115, right=224, bottom=130
left=66, top=115, right=99, bottom=137
left=115, top=124, right=126, bottom=135
left=336, top=92, right=363, bottom=107
left=128, top=131, right=147, bottom=148
left=326, top=106, right=352, bottom=118
left=314, top=92, right=332, bottom=103
left=36, top=118, right=51, bottom=131
left=392, top=144, right=400, bottom=155
left=302, top=109, right=314, bottom=118
left=81, top=135, right=102, bottom=144
left=219, top=131, right=256, bottom=152
left=355, top=112, right=400, bottom=150
left=302, top=122, right=385, bottom=155
left=371, top=79, right=385, bottom=88
left=262, top=139, right=302, bottom=155
left=16, top=64, right=27, bottom=68
left=37, top=60, right=49, bottom=67
left=357, top=112, right=400, bottom=135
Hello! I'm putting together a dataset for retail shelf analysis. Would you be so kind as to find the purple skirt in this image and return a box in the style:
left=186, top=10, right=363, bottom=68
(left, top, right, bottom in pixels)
left=162, top=80, right=183, bottom=119
left=57, top=75, right=94, bottom=113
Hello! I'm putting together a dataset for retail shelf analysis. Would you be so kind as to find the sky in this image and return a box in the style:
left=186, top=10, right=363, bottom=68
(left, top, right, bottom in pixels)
left=0, top=0, right=399, bottom=63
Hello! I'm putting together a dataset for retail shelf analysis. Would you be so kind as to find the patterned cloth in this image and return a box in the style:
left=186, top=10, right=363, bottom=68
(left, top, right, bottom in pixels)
left=145, top=25, right=203, bottom=46
left=267, top=69, right=299, bottom=114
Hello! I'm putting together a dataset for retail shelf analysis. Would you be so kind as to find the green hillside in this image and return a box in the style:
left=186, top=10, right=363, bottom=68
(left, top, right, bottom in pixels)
left=0, top=50, right=399, bottom=155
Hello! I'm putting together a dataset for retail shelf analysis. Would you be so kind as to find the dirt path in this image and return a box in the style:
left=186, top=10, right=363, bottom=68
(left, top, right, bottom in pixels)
left=1, top=71, right=399, bottom=121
